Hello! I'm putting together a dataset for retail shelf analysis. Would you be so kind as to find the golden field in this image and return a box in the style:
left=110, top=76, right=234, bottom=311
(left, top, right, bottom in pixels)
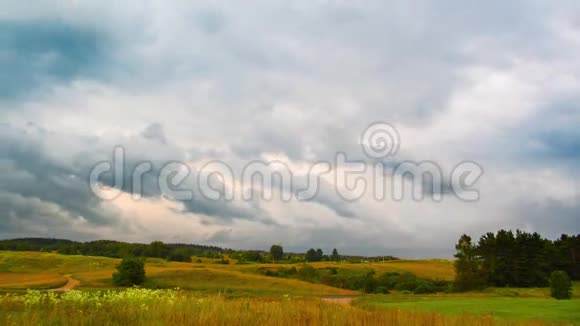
left=1, top=251, right=578, bottom=325
left=0, top=288, right=564, bottom=326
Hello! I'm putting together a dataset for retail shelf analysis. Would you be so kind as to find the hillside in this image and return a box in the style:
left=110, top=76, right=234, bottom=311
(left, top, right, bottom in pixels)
left=0, top=250, right=453, bottom=295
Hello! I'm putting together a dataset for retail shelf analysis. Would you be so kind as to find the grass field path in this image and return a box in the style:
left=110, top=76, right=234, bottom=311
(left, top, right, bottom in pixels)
left=322, top=296, right=357, bottom=305
left=51, top=275, right=80, bottom=292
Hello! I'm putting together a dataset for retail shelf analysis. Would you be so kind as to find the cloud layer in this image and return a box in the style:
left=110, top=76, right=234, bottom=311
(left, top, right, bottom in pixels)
left=1, top=1, right=579, bottom=257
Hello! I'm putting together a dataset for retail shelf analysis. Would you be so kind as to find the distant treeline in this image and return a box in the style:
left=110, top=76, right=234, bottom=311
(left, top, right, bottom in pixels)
left=454, top=230, right=580, bottom=290
left=0, top=238, right=224, bottom=262
left=229, top=248, right=398, bottom=264
left=0, top=238, right=397, bottom=263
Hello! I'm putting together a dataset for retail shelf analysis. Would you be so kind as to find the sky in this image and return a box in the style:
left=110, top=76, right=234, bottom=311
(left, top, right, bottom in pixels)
left=1, top=1, right=579, bottom=257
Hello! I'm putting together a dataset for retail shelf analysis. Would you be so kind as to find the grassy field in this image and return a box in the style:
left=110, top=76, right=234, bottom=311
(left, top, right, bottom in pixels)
left=0, top=288, right=566, bottom=326
left=234, top=259, right=455, bottom=281
left=0, top=273, right=67, bottom=289
left=356, top=295, right=580, bottom=324
left=1, top=251, right=578, bottom=325
left=0, top=251, right=355, bottom=296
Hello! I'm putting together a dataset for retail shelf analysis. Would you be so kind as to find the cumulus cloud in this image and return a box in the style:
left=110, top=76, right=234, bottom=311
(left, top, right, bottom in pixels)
left=1, top=1, right=579, bottom=256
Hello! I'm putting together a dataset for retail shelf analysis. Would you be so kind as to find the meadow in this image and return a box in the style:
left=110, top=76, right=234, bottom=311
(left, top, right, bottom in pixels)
left=356, top=295, right=580, bottom=324
left=0, top=288, right=570, bottom=326
left=0, top=250, right=578, bottom=325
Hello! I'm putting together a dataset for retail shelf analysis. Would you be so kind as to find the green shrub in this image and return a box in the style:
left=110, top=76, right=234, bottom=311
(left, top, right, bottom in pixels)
left=297, top=265, right=319, bottom=282
left=414, top=280, right=436, bottom=294
left=377, top=272, right=401, bottom=290
left=394, top=272, right=419, bottom=292
left=375, top=286, right=390, bottom=294
left=167, top=248, right=192, bottom=262
left=549, top=270, right=572, bottom=300
left=113, top=257, right=146, bottom=286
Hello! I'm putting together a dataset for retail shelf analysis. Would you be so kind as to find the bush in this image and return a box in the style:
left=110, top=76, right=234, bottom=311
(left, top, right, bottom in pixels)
left=377, top=272, right=400, bottom=290
left=167, top=248, right=192, bottom=262
left=549, top=270, right=572, bottom=300
left=297, top=265, right=319, bottom=282
left=414, top=280, right=436, bottom=294
left=374, top=286, right=390, bottom=294
left=394, top=272, right=420, bottom=292
left=113, top=257, right=146, bottom=286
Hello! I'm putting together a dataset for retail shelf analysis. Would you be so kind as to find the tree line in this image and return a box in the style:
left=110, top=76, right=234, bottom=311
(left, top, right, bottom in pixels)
left=0, top=238, right=398, bottom=264
left=0, top=238, right=224, bottom=262
left=454, top=230, right=579, bottom=291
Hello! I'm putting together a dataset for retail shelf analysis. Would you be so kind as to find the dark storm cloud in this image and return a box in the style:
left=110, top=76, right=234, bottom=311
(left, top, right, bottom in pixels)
left=0, top=20, right=111, bottom=100
left=0, top=123, right=272, bottom=230
left=0, top=125, right=120, bottom=229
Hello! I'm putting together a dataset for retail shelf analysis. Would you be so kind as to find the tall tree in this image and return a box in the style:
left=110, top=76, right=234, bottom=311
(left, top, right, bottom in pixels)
left=316, top=249, right=324, bottom=261
left=270, top=244, right=283, bottom=262
left=113, top=257, right=146, bottom=286
left=454, top=234, right=485, bottom=291
left=493, top=230, right=516, bottom=286
left=305, top=248, right=318, bottom=262
left=331, top=248, right=340, bottom=262
left=146, top=241, right=167, bottom=258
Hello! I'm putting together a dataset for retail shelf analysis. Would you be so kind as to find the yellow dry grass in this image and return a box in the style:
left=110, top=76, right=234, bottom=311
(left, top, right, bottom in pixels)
left=0, top=251, right=455, bottom=293
left=309, top=259, right=455, bottom=280
left=0, top=273, right=67, bottom=289
left=0, top=290, right=562, bottom=326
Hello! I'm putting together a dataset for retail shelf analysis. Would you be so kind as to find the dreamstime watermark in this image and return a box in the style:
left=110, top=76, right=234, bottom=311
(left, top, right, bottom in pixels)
left=89, top=122, right=483, bottom=203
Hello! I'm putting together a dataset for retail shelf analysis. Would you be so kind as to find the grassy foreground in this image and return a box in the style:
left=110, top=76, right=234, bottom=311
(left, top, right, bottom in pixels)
left=0, top=288, right=564, bottom=326
left=356, top=295, right=580, bottom=324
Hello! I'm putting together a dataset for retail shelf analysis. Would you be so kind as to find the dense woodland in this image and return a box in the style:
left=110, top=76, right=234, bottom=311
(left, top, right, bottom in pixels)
left=454, top=230, right=580, bottom=290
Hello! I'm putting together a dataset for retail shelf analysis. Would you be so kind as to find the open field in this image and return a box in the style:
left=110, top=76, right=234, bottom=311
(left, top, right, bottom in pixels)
left=0, top=288, right=568, bottom=326
left=0, top=273, right=67, bottom=289
left=1, top=251, right=578, bottom=325
left=356, top=295, right=580, bottom=324
left=238, top=259, right=455, bottom=281
left=0, top=251, right=355, bottom=296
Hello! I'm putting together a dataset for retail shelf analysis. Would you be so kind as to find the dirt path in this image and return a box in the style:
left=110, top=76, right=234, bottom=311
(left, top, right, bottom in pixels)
left=321, top=296, right=357, bottom=305
left=51, top=275, right=80, bottom=292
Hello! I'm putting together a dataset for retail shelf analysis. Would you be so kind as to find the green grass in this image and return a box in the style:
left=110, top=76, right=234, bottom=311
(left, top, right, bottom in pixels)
left=144, top=267, right=356, bottom=297
left=0, top=251, right=119, bottom=274
left=358, top=295, right=580, bottom=324
left=0, top=251, right=355, bottom=296
left=0, top=289, right=560, bottom=326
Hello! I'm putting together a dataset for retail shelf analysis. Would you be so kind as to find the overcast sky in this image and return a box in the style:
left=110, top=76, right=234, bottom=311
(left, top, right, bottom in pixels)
left=1, top=1, right=579, bottom=257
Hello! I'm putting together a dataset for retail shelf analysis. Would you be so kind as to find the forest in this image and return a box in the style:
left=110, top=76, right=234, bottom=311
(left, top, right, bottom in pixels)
left=454, top=230, right=580, bottom=290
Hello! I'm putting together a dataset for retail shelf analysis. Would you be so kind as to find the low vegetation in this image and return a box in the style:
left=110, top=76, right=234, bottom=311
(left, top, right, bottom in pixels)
left=0, top=288, right=571, bottom=326
left=357, top=295, right=580, bottom=324
left=550, top=270, right=573, bottom=300
left=258, top=265, right=451, bottom=294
